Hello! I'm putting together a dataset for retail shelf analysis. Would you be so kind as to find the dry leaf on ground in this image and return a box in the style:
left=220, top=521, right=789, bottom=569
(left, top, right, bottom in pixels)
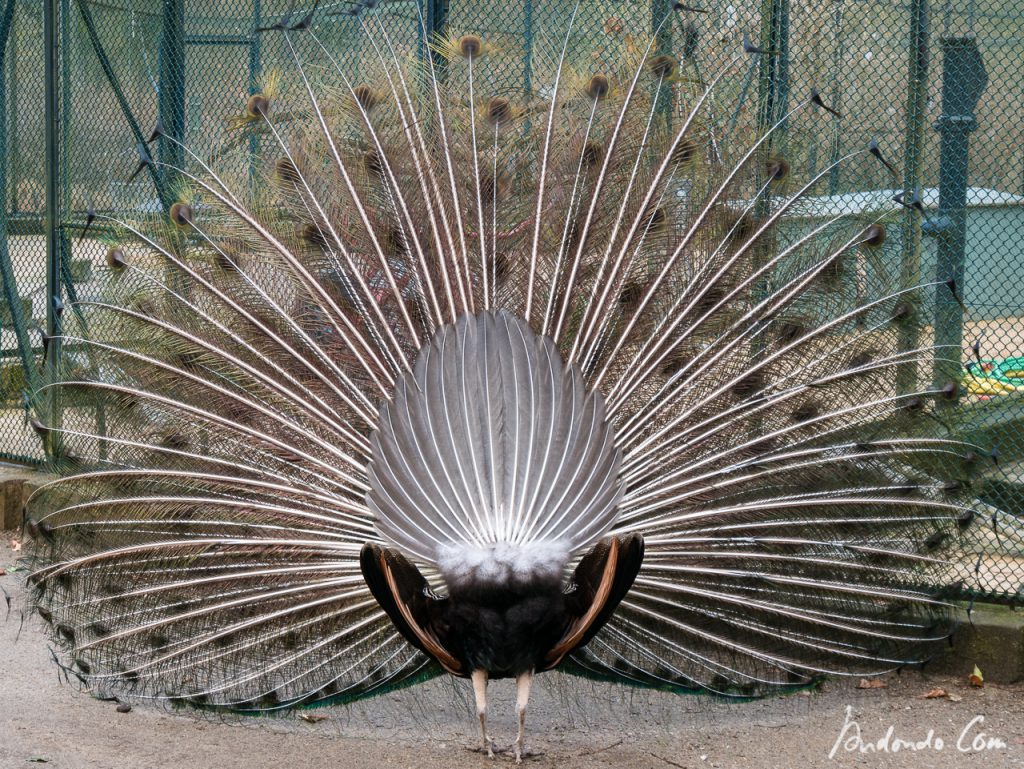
left=921, top=688, right=948, bottom=699
left=969, top=665, right=984, bottom=687
left=857, top=678, right=888, bottom=689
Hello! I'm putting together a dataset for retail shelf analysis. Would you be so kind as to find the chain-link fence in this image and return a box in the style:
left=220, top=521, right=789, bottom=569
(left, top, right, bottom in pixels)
left=0, top=0, right=1021, bottom=601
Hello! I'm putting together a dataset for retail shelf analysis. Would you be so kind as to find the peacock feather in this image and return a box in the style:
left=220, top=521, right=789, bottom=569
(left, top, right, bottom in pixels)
left=23, top=2, right=987, bottom=760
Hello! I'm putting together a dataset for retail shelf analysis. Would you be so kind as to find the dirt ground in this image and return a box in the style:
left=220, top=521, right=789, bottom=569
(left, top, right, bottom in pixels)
left=2, top=535, right=1023, bottom=769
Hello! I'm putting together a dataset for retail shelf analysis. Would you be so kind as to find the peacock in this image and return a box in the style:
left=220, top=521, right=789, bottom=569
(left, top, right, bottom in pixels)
left=23, top=2, right=987, bottom=762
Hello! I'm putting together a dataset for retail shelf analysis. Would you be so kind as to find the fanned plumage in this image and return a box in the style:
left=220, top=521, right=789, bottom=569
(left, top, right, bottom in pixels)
left=22, top=1, right=996, bottom=743
left=369, top=310, right=622, bottom=581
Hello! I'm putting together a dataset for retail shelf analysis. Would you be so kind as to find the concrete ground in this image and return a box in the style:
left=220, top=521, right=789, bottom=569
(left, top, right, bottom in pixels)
left=2, top=535, right=1023, bottom=769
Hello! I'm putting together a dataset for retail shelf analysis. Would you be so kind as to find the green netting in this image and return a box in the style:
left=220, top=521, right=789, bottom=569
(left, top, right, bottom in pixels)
left=0, top=0, right=1021, bottom=602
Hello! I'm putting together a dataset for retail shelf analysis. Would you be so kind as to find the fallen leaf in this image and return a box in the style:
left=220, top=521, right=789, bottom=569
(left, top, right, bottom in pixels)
left=921, top=688, right=947, bottom=699
left=298, top=713, right=327, bottom=723
left=10, top=538, right=21, bottom=552
left=0, top=568, right=5, bottom=577
left=948, top=693, right=963, bottom=702
left=857, top=678, right=887, bottom=689
left=969, top=665, right=984, bottom=687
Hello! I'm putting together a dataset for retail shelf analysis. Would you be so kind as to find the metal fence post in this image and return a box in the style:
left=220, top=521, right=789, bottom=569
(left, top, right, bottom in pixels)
left=425, top=0, right=449, bottom=54
left=523, top=0, right=532, bottom=95
left=44, top=0, right=62, bottom=455
left=158, top=0, right=186, bottom=200
left=0, top=0, right=39, bottom=422
left=651, top=0, right=674, bottom=126
left=757, top=0, right=790, bottom=139
left=929, top=36, right=987, bottom=405
left=896, top=0, right=929, bottom=397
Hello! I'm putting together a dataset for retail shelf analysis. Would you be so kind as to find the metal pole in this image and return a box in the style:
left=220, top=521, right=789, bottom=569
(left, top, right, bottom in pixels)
left=523, top=0, right=532, bottom=95
left=7, top=0, right=16, bottom=213
left=753, top=0, right=790, bottom=268
left=930, top=35, right=987, bottom=405
left=895, top=0, right=929, bottom=397
left=757, top=0, right=790, bottom=140
left=158, top=0, right=186, bottom=195
left=0, top=0, right=39, bottom=414
left=425, top=0, right=449, bottom=61
left=44, top=0, right=62, bottom=454
left=248, top=0, right=262, bottom=182
left=651, top=0, right=674, bottom=128
left=825, top=0, right=847, bottom=194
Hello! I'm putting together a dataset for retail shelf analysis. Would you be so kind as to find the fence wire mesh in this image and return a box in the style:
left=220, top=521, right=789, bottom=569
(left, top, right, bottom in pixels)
left=0, top=0, right=1022, bottom=602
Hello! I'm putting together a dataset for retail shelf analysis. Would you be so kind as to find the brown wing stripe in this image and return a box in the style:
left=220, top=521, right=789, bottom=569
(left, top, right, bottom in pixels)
left=380, top=553, right=464, bottom=676
left=543, top=537, right=620, bottom=668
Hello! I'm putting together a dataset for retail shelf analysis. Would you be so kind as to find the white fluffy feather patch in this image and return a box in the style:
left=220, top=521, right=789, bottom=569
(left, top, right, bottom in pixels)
left=436, top=540, right=571, bottom=590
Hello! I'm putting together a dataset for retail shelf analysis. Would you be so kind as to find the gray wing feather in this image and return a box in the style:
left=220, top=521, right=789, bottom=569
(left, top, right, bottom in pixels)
left=367, top=311, right=623, bottom=565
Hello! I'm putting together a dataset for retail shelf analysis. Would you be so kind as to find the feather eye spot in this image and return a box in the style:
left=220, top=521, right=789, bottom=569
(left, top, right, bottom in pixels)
left=847, top=350, right=874, bottom=369
left=134, top=296, right=158, bottom=318
left=648, top=54, right=678, bottom=78
left=458, top=35, right=483, bottom=58
left=792, top=401, right=819, bottom=422
left=861, top=223, right=887, bottom=247
left=148, top=632, right=170, bottom=649
left=479, top=171, right=508, bottom=201
left=259, top=689, right=281, bottom=708
left=385, top=227, right=408, bottom=256
left=766, top=156, right=790, bottom=182
left=298, top=222, right=330, bottom=251
left=776, top=321, right=805, bottom=344
left=642, top=206, right=668, bottom=232
left=943, top=479, right=968, bottom=494
left=693, top=285, right=726, bottom=315
left=902, top=396, right=924, bottom=414
left=891, top=301, right=915, bottom=323
left=169, top=202, right=193, bottom=228
left=619, top=281, right=645, bottom=309
left=362, top=148, right=384, bottom=177
left=582, top=140, right=604, bottom=170
left=660, top=350, right=688, bottom=377
left=160, top=433, right=190, bottom=451
left=106, top=247, right=127, bottom=272
left=670, top=139, right=697, bottom=167
left=275, top=157, right=301, bottom=186
left=36, top=520, right=55, bottom=542
left=586, top=74, right=610, bottom=100
left=731, top=371, right=765, bottom=399
left=246, top=93, right=270, bottom=119
left=493, top=252, right=511, bottom=283
left=485, top=96, right=512, bottom=125
left=957, top=509, right=976, bottom=529
left=353, top=84, right=380, bottom=111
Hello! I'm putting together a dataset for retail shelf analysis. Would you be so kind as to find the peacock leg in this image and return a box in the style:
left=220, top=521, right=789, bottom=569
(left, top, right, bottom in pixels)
left=472, top=669, right=494, bottom=758
left=514, top=670, right=534, bottom=764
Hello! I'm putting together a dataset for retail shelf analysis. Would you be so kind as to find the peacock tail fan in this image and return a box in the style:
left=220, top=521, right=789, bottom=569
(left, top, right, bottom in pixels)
left=23, top=1, right=988, bottom=718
